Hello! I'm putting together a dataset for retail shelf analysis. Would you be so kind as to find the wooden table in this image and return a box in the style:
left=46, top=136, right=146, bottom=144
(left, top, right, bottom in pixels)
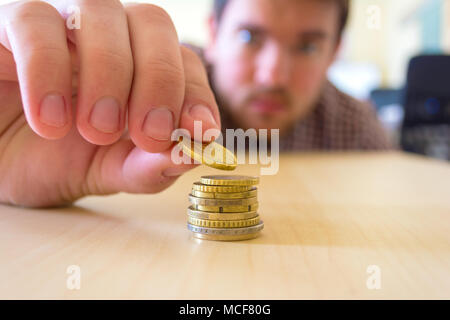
left=1, top=152, right=449, bottom=299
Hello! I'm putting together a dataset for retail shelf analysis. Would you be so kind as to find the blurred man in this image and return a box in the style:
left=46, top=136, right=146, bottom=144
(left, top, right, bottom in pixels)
left=199, top=0, right=391, bottom=150
left=0, top=0, right=390, bottom=208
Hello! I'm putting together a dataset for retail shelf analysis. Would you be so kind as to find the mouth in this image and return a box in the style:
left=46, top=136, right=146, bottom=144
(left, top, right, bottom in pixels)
left=249, top=97, right=287, bottom=114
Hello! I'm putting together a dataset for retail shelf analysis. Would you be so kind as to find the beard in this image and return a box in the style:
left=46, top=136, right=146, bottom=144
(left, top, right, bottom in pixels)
left=216, top=86, right=310, bottom=137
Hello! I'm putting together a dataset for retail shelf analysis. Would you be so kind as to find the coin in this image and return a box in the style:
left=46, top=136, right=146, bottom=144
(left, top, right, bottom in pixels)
left=191, top=188, right=257, bottom=199
left=188, top=216, right=260, bottom=228
left=194, top=203, right=259, bottom=213
left=192, top=182, right=252, bottom=193
left=200, top=175, right=259, bottom=186
left=187, top=221, right=264, bottom=235
left=178, top=137, right=237, bottom=171
left=187, top=206, right=259, bottom=221
left=191, top=232, right=261, bottom=241
left=187, top=174, right=263, bottom=241
left=188, top=195, right=258, bottom=207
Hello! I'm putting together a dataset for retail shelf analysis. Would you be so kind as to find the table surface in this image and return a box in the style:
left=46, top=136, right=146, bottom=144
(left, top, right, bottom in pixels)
left=1, top=151, right=449, bottom=299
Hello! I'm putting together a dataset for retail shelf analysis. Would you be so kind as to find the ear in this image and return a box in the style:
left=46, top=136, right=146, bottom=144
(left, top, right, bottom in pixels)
left=205, top=14, right=218, bottom=63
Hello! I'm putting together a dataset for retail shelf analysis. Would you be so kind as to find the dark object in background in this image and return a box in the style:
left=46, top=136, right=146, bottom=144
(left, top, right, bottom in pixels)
left=370, top=88, right=405, bottom=147
left=370, top=88, right=404, bottom=112
left=401, top=55, right=450, bottom=161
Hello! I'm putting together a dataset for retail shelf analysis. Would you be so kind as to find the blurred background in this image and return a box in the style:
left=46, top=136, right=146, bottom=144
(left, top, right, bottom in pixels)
left=1, top=0, right=448, bottom=160
left=128, top=0, right=450, bottom=160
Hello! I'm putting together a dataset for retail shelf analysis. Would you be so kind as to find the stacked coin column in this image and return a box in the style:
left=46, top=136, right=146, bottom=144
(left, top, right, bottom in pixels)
left=187, top=175, right=264, bottom=241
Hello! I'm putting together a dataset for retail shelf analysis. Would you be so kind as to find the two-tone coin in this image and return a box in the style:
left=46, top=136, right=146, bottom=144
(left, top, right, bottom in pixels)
left=194, top=203, right=259, bottom=213
left=187, top=206, right=259, bottom=221
left=191, top=232, right=262, bottom=241
left=200, top=175, right=259, bottom=186
left=188, top=216, right=260, bottom=228
left=187, top=221, right=264, bottom=236
left=192, top=182, right=252, bottom=193
left=178, top=138, right=237, bottom=171
left=188, top=195, right=257, bottom=207
left=191, top=188, right=257, bottom=199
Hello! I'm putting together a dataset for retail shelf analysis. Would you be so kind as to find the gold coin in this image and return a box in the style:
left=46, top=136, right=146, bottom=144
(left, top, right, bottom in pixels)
left=187, top=206, right=259, bottom=220
left=188, top=194, right=257, bottom=207
left=192, top=182, right=251, bottom=193
left=200, top=175, right=259, bottom=186
left=178, top=137, right=237, bottom=171
left=191, top=232, right=261, bottom=241
left=191, top=188, right=257, bottom=199
left=188, top=216, right=260, bottom=228
left=194, top=203, right=259, bottom=213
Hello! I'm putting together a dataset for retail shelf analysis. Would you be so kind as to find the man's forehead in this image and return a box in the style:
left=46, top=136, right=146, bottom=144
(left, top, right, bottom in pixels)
left=223, top=0, right=339, bottom=34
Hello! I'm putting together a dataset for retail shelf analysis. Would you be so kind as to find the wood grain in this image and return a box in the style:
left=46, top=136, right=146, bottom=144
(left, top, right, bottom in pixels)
left=0, top=151, right=449, bottom=299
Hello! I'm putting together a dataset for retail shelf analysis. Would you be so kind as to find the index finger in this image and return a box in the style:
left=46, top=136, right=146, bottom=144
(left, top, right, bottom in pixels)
left=0, top=1, right=73, bottom=139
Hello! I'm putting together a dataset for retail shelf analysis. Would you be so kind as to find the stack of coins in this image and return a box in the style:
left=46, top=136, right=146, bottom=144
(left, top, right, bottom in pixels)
left=187, top=175, right=264, bottom=241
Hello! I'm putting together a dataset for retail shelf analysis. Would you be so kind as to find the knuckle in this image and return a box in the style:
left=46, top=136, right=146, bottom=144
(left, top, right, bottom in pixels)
left=180, top=47, right=210, bottom=91
left=144, top=58, right=185, bottom=91
left=88, top=47, right=133, bottom=76
left=146, top=54, right=184, bottom=77
left=9, top=1, right=60, bottom=24
left=186, top=78, right=213, bottom=97
left=75, top=0, right=123, bottom=12
left=126, top=3, right=174, bottom=29
left=25, top=46, right=69, bottom=70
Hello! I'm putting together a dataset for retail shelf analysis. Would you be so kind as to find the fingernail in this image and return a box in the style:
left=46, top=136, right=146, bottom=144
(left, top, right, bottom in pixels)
left=189, top=104, right=218, bottom=127
left=162, top=166, right=193, bottom=178
left=40, top=94, right=67, bottom=128
left=142, top=107, right=174, bottom=141
left=90, top=96, right=121, bottom=134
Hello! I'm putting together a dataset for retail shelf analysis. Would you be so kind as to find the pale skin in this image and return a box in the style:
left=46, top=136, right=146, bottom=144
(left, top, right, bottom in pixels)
left=0, top=0, right=221, bottom=208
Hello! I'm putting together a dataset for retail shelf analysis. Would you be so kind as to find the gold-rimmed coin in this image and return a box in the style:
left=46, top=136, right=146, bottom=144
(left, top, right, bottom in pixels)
left=191, top=188, right=257, bottom=199
left=187, top=221, right=264, bottom=235
left=187, top=206, right=259, bottom=221
left=192, top=182, right=251, bottom=193
left=191, top=232, right=261, bottom=241
left=177, top=137, right=237, bottom=171
left=194, top=203, right=259, bottom=213
left=188, top=195, right=257, bottom=207
left=200, top=175, right=259, bottom=186
left=188, top=216, right=260, bottom=228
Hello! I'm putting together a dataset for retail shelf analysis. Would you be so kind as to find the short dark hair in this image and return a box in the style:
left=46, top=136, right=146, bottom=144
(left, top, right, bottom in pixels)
left=213, top=0, right=350, bottom=37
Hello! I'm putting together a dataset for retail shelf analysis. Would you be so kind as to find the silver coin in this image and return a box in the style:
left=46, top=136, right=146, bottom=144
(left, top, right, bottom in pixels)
left=187, top=221, right=264, bottom=236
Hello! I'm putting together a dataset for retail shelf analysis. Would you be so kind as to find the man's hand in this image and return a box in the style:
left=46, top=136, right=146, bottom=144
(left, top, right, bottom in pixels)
left=0, top=0, right=221, bottom=207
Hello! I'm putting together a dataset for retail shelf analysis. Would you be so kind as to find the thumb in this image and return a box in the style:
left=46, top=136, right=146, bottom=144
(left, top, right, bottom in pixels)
left=84, top=138, right=198, bottom=196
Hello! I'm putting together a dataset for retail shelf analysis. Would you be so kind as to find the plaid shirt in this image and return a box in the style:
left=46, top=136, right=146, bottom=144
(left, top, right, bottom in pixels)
left=187, top=45, right=392, bottom=151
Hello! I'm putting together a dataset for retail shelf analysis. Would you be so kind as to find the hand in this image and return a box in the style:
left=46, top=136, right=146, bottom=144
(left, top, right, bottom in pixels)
left=0, top=0, right=221, bottom=208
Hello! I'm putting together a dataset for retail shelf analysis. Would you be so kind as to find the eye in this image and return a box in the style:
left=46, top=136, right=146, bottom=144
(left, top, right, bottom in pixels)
left=295, top=42, right=319, bottom=55
left=238, top=29, right=263, bottom=46
left=238, top=29, right=252, bottom=43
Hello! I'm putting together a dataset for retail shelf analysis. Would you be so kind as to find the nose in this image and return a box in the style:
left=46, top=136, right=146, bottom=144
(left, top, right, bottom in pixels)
left=254, top=43, right=290, bottom=87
